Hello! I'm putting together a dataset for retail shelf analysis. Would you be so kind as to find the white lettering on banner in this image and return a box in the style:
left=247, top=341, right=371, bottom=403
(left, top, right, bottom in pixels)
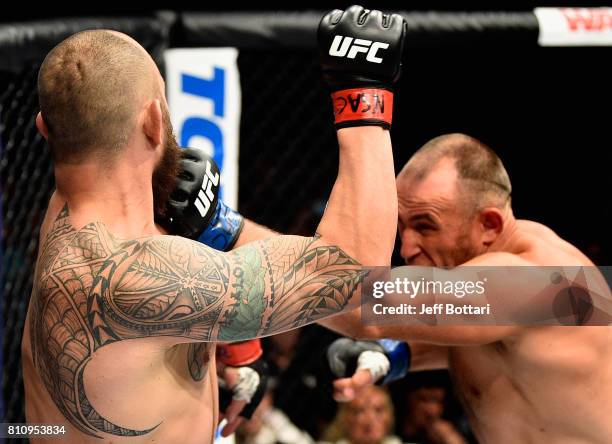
left=329, top=35, right=389, bottom=63
left=535, top=7, right=612, bottom=46
left=164, top=48, right=241, bottom=208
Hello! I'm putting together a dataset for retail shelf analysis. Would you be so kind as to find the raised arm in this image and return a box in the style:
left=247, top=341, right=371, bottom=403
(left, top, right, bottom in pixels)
left=319, top=127, right=396, bottom=265
left=159, top=6, right=404, bottom=267
left=143, top=7, right=406, bottom=342
left=176, top=131, right=396, bottom=259
left=111, top=121, right=397, bottom=342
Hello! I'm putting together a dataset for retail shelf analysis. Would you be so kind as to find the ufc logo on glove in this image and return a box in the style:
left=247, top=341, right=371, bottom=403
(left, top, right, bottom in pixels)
left=328, top=36, right=389, bottom=63
left=195, top=161, right=220, bottom=218
left=318, top=5, right=405, bottom=129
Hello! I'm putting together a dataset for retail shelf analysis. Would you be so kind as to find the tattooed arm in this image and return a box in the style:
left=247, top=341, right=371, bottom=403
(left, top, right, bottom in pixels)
left=29, top=126, right=396, bottom=438
left=107, top=233, right=363, bottom=342
left=107, top=127, right=396, bottom=342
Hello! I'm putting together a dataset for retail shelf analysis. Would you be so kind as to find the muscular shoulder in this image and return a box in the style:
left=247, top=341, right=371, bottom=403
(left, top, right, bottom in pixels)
left=462, top=251, right=531, bottom=266
left=464, top=221, right=593, bottom=267
left=109, top=233, right=231, bottom=299
left=515, top=220, right=594, bottom=266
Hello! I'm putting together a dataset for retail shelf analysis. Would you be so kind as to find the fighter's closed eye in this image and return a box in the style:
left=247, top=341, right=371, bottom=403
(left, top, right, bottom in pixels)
left=413, top=222, right=436, bottom=232
left=408, top=213, right=438, bottom=232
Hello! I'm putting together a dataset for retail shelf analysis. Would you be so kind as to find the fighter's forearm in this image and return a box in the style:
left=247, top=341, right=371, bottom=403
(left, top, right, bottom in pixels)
left=316, top=127, right=397, bottom=266
left=233, top=130, right=397, bottom=264
left=314, top=7, right=401, bottom=267
left=318, top=308, right=370, bottom=338
left=320, top=307, right=518, bottom=346
left=409, top=342, right=449, bottom=371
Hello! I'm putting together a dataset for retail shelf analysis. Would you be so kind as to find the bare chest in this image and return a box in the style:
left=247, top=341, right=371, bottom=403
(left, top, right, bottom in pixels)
left=448, top=328, right=612, bottom=441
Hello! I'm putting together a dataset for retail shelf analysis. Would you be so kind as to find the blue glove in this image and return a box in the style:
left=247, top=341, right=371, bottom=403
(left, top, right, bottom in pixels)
left=196, top=199, right=244, bottom=252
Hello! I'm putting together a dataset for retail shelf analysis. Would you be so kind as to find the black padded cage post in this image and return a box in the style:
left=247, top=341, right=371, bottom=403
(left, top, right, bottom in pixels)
left=1, top=9, right=610, bottom=441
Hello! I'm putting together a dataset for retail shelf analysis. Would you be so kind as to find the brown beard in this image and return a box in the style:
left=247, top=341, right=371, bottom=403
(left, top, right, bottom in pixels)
left=152, top=107, right=182, bottom=216
left=452, top=223, right=481, bottom=266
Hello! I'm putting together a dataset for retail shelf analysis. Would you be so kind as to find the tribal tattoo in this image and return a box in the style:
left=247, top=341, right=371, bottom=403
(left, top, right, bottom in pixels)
left=188, top=343, right=210, bottom=381
left=30, top=205, right=365, bottom=437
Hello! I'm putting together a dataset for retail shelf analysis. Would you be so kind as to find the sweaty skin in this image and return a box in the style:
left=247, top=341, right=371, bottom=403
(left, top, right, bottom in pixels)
left=21, top=197, right=361, bottom=443
left=21, top=29, right=397, bottom=443
left=320, top=154, right=612, bottom=444
left=407, top=224, right=611, bottom=444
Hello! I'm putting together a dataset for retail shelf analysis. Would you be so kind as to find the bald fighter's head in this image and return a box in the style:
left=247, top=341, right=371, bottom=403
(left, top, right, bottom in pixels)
left=38, top=30, right=159, bottom=161
left=397, top=134, right=513, bottom=267
left=36, top=30, right=181, bottom=214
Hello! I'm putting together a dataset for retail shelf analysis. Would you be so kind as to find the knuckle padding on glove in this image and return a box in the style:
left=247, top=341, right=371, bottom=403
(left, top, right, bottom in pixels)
left=317, top=4, right=406, bottom=129
left=158, top=146, right=227, bottom=241
left=159, top=146, right=245, bottom=251
left=327, top=338, right=411, bottom=385
left=327, top=338, right=385, bottom=378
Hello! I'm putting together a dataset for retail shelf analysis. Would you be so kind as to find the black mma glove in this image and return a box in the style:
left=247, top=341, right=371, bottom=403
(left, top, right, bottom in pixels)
left=327, top=337, right=410, bottom=385
left=156, top=147, right=244, bottom=251
left=318, top=5, right=406, bottom=129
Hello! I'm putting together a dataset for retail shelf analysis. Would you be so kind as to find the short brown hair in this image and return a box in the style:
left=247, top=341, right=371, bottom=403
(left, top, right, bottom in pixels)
left=38, top=30, right=152, bottom=163
left=401, top=133, right=512, bottom=211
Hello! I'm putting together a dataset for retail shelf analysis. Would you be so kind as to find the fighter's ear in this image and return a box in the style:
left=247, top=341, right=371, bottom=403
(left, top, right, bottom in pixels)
left=36, top=112, right=49, bottom=140
left=479, top=207, right=504, bottom=246
left=142, top=99, right=163, bottom=148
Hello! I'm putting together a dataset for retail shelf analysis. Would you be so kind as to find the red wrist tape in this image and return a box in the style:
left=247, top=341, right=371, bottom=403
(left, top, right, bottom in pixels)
left=217, top=339, right=263, bottom=366
left=331, top=88, right=393, bottom=129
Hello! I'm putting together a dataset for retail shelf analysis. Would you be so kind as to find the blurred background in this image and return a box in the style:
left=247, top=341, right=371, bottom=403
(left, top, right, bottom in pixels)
left=1, top=3, right=610, bottom=443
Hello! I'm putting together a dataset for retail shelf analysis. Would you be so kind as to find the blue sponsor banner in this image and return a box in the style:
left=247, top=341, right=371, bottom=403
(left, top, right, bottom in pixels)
left=165, top=48, right=241, bottom=208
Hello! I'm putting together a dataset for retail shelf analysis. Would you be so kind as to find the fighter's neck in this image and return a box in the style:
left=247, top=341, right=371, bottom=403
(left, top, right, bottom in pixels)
left=53, top=162, right=157, bottom=239
left=487, top=214, right=525, bottom=255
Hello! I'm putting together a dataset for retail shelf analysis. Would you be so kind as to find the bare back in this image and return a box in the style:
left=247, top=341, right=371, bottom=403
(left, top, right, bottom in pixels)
left=22, top=202, right=219, bottom=443
left=448, top=221, right=612, bottom=443
left=22, top=188, right=369, bottom=443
